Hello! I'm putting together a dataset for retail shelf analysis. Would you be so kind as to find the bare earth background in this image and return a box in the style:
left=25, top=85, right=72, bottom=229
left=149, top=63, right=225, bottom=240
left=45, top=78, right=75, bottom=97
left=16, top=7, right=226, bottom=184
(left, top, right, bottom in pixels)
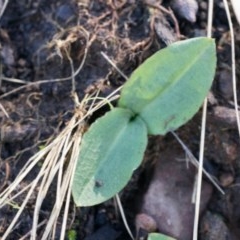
left=1, top=0, right=240, bottom=239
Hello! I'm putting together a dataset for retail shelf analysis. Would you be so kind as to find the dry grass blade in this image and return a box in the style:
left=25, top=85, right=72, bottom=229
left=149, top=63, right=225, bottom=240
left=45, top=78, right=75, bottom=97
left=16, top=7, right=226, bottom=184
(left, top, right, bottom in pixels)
left=230, top=0, right=240, bottom=25
left=0, top=103, right=9, bottom=118
left=193, top=1, right=214, bottom=238
left=0, top=0, right=9, bottom=19
left=0, top=87, right=123, bottom=239
left=222, top=0, right=240, bottom=140
left=0, top=26, right=92, bottom=239
left=171, top=131, right=224, bottom=195
left=0, top=107, right=86, bottom=239
left=59, top=131, right=81, bottom=240
left=115, top=194, right=134, bottom=240
left=101, top=52, right=128, bottom=80
left=40, top=116, right=84, bottom=240
left=1, top=76, right=28, bottom=84
left=18, top=220, right=47, bottom=240
left=31, top=123, right=74, bottom=239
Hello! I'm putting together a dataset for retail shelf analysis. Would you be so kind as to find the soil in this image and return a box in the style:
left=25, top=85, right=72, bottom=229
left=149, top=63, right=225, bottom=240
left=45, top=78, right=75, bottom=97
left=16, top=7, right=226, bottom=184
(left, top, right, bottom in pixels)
left=1, top=0, right=240, bottom=239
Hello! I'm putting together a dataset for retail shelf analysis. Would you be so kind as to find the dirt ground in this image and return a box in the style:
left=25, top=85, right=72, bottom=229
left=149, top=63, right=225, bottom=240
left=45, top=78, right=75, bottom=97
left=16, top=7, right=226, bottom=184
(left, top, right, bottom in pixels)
left=1, top=0, right=240, bottom=239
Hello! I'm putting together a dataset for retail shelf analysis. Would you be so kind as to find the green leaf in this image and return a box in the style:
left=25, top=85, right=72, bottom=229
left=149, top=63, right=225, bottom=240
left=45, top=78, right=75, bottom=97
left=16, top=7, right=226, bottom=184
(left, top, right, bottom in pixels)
left=72, top=108, right=147, bottom=206
left=148, top=233, right=176, bottom=240
left=67, top=230, right=77, bottom=240
left=118, top=37, right=216, bottom=135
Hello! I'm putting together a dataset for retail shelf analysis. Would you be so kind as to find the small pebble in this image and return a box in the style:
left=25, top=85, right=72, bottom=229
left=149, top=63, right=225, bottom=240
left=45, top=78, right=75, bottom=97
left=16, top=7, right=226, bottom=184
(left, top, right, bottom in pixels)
left=135, top=213, right=158, bottom=233
left=199, top=2, right=207, bottom=10
left=1, top=45, right=15, bottom=66
left=218, top=69, right=233, bottom=99
left=222, top=142, right=237, bottom=162
left=200, top=211, right=232, bottom=240
left=193, top=29, right=207, bottom=37
left=213, top=106, right=237, bottom=126
left=17, top=58, right=27, bottom=67
left=139, top=147, right=213, bottom=240
left=219, top=173, right=234, bottom=187
left=170, top=0, right=198, bottom=22
left=95, top=209, right=108, bottom=227
left=207, top=91, right=218, bottom=105
left=199, top=11, right=207, bottom=21
left=154, top=18, right=177, bottom=45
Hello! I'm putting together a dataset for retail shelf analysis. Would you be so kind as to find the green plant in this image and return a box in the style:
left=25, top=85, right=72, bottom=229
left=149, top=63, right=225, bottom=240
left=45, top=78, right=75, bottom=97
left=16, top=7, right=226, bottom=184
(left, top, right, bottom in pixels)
left=72, top=37, right=216, bottom=206
left=148, top=232, right=176, bottom=240
left=67, top=229, right=77, bottom=240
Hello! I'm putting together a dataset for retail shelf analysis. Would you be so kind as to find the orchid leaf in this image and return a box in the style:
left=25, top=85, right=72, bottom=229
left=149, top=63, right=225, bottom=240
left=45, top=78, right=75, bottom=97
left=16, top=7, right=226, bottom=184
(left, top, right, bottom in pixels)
left=72, top=108, right=147, bottom=206
left=118, top=37, right=216, bottom=135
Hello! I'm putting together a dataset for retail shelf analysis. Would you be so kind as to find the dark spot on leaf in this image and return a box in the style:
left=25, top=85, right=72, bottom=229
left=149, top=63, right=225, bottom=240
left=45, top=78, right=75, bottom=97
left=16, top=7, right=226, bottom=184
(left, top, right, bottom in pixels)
left=95, top=180, right=103, bottom=188
left=129, top=113, right=138, bottom=122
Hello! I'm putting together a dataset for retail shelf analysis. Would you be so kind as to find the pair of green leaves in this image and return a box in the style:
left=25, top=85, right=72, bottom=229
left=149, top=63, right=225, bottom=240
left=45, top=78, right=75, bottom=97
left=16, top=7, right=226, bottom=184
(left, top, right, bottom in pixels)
left=72, top=37, right=216, bottom=206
